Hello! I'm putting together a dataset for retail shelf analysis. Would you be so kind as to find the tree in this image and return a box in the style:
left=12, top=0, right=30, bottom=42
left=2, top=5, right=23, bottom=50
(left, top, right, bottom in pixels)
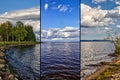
left=0, top=21, right=36, bottom=42
left=106, top=29, right=120, bottom=54
left=15, top=21, right=27, bottom=42
left=25, top=25, right=36, bottom=41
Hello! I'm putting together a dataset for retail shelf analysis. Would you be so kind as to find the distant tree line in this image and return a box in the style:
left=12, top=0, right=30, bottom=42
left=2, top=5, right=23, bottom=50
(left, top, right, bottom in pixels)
left=0, top=21, right=36, bottom=42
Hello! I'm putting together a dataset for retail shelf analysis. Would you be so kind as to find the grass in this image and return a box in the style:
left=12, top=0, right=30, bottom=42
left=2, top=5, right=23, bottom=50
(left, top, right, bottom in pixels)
left=0, top=41, right=39, bottom=46
left=95, top=66, right=120, bottom=80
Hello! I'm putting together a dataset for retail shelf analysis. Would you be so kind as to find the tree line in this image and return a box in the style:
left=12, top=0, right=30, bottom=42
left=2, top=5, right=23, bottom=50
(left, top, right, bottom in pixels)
left=0, top=21, right=36, bottom=42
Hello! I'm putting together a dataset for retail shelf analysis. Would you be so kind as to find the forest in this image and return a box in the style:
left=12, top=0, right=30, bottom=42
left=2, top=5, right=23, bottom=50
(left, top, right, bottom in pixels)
left=0, top=21, right=36, bottom=42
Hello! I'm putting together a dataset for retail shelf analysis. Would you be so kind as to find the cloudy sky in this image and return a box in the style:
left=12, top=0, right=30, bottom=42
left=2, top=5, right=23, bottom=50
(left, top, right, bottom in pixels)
left=41, top=0, right=80, bottom=42
left=81, top=0, right=120, bottom=40
left=0, top=0, right=40, bottom=40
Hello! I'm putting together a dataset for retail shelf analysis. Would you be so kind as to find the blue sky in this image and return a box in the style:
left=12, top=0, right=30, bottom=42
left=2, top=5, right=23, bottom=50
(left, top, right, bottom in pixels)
left=81, top=0, right=120, bottom=40
left=0, top=0, right=40, bottom=14
left=81, top=0, right=117, bottom=10
left=41, top=0, right=80, bottom=42
left=41, top=0, right=79, bottom=29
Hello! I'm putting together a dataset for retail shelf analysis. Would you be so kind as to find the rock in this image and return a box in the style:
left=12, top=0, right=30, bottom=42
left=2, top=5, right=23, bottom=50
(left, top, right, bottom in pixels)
left=108, top=53, right=118, bottom=57
left=0, top=64, right=5, bottom=68
left=0, top=52, right=5, bottom=59
left=0, top=71, right=9, bottom=80
left=0, top=59, right=6, bottom=64
left=8, top=74, right=15, bottom=80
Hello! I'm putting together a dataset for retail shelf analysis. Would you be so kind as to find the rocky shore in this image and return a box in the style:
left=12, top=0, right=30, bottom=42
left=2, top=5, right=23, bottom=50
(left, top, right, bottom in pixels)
left=85, top=55, right=120, bottom=80
left=0, top=46, right=18, bottom=80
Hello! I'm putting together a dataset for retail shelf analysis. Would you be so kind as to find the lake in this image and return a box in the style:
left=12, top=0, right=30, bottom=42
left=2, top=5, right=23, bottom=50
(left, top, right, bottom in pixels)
left=41, top=42, right=80, bottom=80
left=5, top=44, right=40, bottom=80
left=81, top=42, right=115, bottom=80
left=4, top=42, right=111, bottom=80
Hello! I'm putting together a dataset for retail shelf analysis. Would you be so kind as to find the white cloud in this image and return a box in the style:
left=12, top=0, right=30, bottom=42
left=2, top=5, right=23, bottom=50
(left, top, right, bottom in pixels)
left=92, top=0, right=120, bottom=5
left=105, top=27, right=111, bottom=30
left=0, top=7, right=40, bottom=20
left=116, top=25, right=120, bottom=28
left=92, top=0, right=107, bottom=4
left=59, top=5, right=68, bottom=12
left=115, top=0, right=120, bottom=5
left=44, top=3, right=48, bottom=10
left=81, top=3, right=120, bottom=27
left=0, top=7, right=40, bottom=41
left=0, top=7, right=40, bottom=32
left=41, top=27, right=79, bottom=41
left=52, top=4, right=72, bottom=12
left=57, top=4, right=62, bottom=9
left=106, top=6, right=120, bottom=18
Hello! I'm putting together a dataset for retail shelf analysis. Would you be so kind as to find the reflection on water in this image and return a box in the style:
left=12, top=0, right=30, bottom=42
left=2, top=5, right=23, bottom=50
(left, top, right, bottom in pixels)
left=81, top=42, right=115, bottom=79
left=5, top=44, right=40, bottom=80
left=41, top=42, right=80, bottom=80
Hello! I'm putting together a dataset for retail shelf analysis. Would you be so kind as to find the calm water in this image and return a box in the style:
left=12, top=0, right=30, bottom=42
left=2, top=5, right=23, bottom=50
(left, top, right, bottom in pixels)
left=81, top=42, right=115, bottom=79
left=5, top=44, right=40, bottom=80
left=41, top=42, right=80, bottom=80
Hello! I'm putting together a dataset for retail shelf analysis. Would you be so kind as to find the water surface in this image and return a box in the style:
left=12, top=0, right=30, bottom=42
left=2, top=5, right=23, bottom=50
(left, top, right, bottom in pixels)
left=41, top=42, right=80, bottom=80
left=5, top=44, right=40, bottom=80
left=81, top=42, right=115, bottom=79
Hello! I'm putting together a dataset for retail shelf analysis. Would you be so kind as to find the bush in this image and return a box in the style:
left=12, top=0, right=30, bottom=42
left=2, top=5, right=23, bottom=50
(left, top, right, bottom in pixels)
left=115, top=45, right=120, bottom=54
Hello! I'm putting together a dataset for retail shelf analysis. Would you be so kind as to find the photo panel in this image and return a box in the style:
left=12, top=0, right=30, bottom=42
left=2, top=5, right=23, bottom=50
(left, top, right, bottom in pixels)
left=41, top=0, right=80, bottom=80
left=0, top=0, right=40, bottom=80
left=81, top=0, right=120, bottom=80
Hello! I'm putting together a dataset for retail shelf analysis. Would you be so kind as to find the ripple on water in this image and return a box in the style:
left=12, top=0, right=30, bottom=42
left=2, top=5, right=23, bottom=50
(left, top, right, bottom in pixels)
left=41, top=42, right=80, bottom=80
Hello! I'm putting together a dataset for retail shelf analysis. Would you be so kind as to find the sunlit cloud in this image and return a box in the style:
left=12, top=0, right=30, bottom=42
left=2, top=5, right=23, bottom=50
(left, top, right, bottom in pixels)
left=81, top=3, right=120, bottom=27
left=44, top=3, right=48, bottom=10
left=41, top=27, right=79, bottom=41
left=52, top=4, right=73, bottom=13
left=92, top=0, right=107, bottom=4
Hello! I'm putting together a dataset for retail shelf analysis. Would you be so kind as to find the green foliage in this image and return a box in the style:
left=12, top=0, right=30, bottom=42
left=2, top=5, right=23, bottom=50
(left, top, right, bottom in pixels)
left=106, top=29, right=120, bottom=54
left=95, top=67, right=114, bottom=80
left=0, top=21, right=36, bottom=42
left=25, top=25, right=36, bottom=41
left=115, top=45, right=120, bottom=54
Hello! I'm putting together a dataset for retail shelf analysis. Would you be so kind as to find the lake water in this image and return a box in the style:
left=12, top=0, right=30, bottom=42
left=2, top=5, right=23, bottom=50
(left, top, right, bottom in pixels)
left=5, top=44, right=40, bottom=80
left=81, top=42, right=115, bottom=79
left=41, top=42, right=80, bottom=80
left=4, top=42, right=111, bottom=80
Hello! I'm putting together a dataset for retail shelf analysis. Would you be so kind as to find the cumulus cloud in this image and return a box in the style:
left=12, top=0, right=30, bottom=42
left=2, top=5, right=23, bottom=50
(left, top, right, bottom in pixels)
left=81, top=3, right=120, bottom=27
left=106, top=6, right=120, bottom=18
left=108, top=0, right=120, bottom=5
left=41, top=27, right=79, bottom=41
left=44, top=3, right=48, bottom=10
left=0, top=7, right=40, bottom=40
left=81, top=3, right=114, bottom=27
left=92, top=0, right=107, bottom=4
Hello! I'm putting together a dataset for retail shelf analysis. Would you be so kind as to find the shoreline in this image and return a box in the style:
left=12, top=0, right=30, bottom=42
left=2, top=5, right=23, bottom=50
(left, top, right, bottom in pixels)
left=0, top=42, right=39, bottom=80
left=0, top=46, right=18, bottom=80
left=85, top=54, right=120, bottom=80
